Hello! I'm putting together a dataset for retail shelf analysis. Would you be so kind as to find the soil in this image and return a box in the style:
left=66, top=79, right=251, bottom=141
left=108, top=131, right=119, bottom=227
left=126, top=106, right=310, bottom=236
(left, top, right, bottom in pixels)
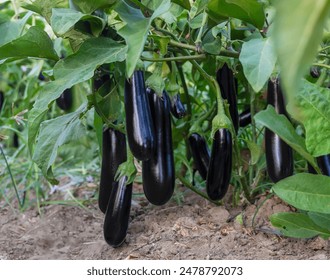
left=0, top=183, right=329, bottom=260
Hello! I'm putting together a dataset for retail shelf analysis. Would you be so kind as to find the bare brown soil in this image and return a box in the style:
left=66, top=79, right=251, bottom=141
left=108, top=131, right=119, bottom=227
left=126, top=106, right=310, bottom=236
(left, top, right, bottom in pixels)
left=0, top=185, right=329, bottom=260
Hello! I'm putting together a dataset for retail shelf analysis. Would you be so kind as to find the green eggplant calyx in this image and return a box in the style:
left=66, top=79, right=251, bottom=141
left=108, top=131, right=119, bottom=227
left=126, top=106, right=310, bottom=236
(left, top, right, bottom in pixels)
left=211, top=114, right=231, bottom=138
left=115, top=158, right=137, bottom=185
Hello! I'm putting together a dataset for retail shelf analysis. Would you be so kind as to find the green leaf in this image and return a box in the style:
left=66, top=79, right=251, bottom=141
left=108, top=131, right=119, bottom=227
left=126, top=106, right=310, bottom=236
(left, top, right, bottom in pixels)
left=239, top=37, right=277, bottom=93
left=28, top=38, right=127, bottom=153
left=115, top=0, right=171, bottom=77
left=146, top=62, right=165, bottom=94
left=245, top=139, right=261, bottom=165
left=32, top=103, right=87, bottom=184
left=308, top=212, right=330, bottom=231
left=51, top=8, right=106, bottom=36
left=72, top=0, right=117, bottom=14
left=203, top=36, right=222, bottom=55
left=172, top=0, right=191, bottom=10
left=273, top=0, right=330, bottom=107
left=291, top=80, right=330, bottom=157
left=0, top=12, right=32, bottom=46
left=272, top=173, right=330, bottom=214
left=148, top=35, right=171, bottom=55
left=254, top=105, right=316, bottom=167
left=270, top=212, right=330, bottom=239
left=23, top=0, right=68, bottom=23
left=0, top=26, right=59, bottom=61
left=207, top=0, right=265, bottom=29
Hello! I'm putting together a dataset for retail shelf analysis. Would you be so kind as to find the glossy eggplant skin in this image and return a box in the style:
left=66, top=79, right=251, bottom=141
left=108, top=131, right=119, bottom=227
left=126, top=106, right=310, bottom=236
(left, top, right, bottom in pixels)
left=170, top=94, right=186, bottom=119
left=142, top=91, right=175, bottom=205
left=317, top=155, right=330, bottom=176
left=56, top=88, right=72, bottom=111
left=125, top=70, right=155, bottom=161
left=0, top=91, right=4, bottom=112
left=239, top=108, right=252, bottom=128
left=103, top=176, right=132, bottom=247
left=216, top=64, right=239, bottom=132
left=188, top=133, right=210, bottom=180
left=99, top=128, right=127, bottom=213
left=206, top=129, right=232, bottom=200
left=265, top=79, right=294, bottom=183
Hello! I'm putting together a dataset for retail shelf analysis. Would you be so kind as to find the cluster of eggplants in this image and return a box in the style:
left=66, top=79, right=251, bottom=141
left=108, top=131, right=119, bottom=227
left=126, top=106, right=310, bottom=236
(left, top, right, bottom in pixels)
left=188, top=64, right=237, bottom=201
left=265, top=79, right=293, bottom=183
left=99, top=71, right=179, bottom=247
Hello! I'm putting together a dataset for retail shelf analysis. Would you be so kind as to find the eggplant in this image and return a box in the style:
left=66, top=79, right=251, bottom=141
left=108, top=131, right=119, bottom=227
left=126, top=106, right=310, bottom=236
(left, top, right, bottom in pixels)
left=206, top=128, right=232, bottom=200
left=103, top=175, right=132, bottom=247
left=188, top=133, right=210, bottom=180
left=99, top=128, right=127, bottom=213
left=317, top=155, right=330, bottom=176
left=13, top=133, right=19, bottom=148
left=239, top=108, right=252, bottom=127
left=142, top=91, right=175, bottom=205
left=170, top=94, right=186, bottom=119
left=125, top=70, right=155, bottom=160
left=265, top=78, right=294, bottom=183
left=216, top=64, right=239, bottom=132
left=0, top=91, right=3, bottom=112
left=56, top=88, right=73, bottom=111
left=38, top=72, right=45, bottom=81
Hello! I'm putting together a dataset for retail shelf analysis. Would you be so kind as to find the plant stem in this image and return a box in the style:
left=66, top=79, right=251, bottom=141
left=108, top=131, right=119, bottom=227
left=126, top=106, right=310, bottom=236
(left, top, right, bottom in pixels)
left=176, top=173, right=222, bottom=206
left=0, top=144, right=23, bottom=208
left=141, top=54, right=206, bottom=62
left=313, top=63, right=330, bottom=70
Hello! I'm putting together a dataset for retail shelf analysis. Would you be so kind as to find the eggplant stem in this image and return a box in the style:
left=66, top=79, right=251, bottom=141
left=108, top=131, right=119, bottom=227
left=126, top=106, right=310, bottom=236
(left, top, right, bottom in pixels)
left=141, top=54, right=206, bottom=62
left=176, top=173, right=222, bottom=206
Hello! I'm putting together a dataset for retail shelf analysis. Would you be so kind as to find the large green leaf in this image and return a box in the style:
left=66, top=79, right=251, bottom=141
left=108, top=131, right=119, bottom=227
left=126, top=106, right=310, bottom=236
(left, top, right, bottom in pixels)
left=0, top=26, right=59, bottom=61
left=239, top=37, right=276, bottom=93
left=207, top=0, right=265, bottom=29
left=308, top=212, right=330, bottom=231
left=28, top=38, right=127, bottom=153
left=273, top=0, right=330, bottom=107
left=270, top=212, right=330, bottom=239
left=72, top=0, right=117, bottom=14
left=115, top=0, right=171, bottom=77
left=292, top=80, right=330, bottom=157
left=272, top=174, right=330, bottom=214
left=32, top=103, right=87, bottom=184
left=51, top=8, right=106, bottom=36
left=254, top=105, right=317, bottom=169
left=23, top=0, right=68, bottom=23
left=0, top=12, right=32, bottom=47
